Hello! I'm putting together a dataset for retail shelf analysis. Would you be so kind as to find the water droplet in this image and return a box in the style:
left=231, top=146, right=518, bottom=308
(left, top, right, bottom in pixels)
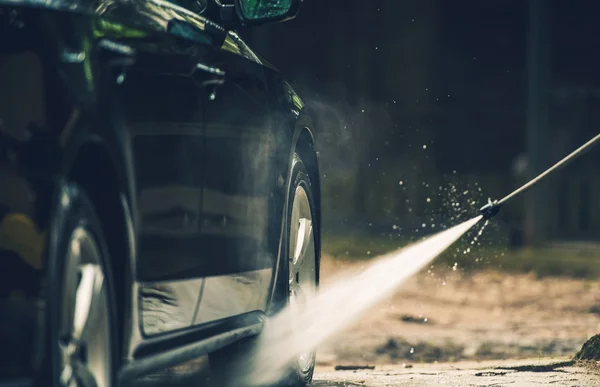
left=422, top=223, right=427, bottom=228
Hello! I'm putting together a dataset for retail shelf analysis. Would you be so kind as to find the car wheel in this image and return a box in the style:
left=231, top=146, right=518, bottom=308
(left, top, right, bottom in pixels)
left=46, top=184, right=116, bottom=387
left=278, top=154, right=318, bottom=386
left=208, top=154, right=319, bottom=387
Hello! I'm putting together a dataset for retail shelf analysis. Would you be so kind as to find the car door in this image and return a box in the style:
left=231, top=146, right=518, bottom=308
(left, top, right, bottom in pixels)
left=191, top=31, right=279, bottom=325
left=97, top=0, right=278, bottom=331
left=94, top=0, right=225, bottom=336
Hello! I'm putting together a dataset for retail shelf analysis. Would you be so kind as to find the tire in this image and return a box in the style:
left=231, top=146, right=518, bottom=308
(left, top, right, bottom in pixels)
left=275, top=154, right=318, bottom=387
left=209, top=154, right=319, bottom=387
left=44, top=183, right=117, bottom=387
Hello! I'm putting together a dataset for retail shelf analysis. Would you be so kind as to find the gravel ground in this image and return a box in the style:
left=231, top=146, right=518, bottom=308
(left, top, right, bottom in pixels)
left=313, top=358, right=600, bottom=386
left=317, top=256, right=600, bottom=366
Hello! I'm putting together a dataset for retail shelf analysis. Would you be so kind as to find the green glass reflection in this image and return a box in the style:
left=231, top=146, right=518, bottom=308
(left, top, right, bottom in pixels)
left=93, top=19, right=148, bottom=39
left=239, top=0, right=292, bottom=20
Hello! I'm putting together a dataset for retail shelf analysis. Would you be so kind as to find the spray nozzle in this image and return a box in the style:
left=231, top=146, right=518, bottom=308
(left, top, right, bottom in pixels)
left=480, top=198, right=500, bottom=220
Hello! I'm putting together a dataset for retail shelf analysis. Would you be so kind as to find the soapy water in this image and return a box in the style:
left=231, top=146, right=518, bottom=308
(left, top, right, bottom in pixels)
left=231, top=215, right=483, bottom=386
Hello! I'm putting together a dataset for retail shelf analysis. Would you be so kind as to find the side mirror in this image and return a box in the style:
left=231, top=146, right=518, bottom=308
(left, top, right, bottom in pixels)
left=234, top=0, right=301, bottom=26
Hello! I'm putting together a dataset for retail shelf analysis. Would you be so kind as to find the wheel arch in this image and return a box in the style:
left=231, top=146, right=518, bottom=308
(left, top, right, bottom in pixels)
left=65, top=138, right=135, bottom=360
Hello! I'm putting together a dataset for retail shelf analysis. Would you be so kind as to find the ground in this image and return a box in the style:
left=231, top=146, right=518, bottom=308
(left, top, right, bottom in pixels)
left=313, top=358, right=600, bottom=386
left=316, top=254, right=600, bottom=367
left=308, top=251, right=600, bottom=385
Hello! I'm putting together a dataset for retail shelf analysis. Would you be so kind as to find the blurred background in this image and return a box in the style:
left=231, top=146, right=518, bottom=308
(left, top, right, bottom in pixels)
left=239, top=0, right=600, bottom=365
left=240, top=0, right=600, bottom=256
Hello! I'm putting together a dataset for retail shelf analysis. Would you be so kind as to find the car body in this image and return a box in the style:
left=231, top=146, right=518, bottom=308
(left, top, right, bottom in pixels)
left=0, top=0, right=321, bottom=385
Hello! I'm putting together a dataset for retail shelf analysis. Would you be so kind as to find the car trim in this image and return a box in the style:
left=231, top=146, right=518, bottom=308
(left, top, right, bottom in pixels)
left=119, top=318, right=263, bottom=384
left=132, top=310, right=264, bottom=357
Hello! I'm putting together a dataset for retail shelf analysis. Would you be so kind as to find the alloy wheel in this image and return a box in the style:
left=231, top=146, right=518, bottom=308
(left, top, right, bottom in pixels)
left=288, top=184, right=317, bottom=373
left=58, top=226, right=112, bottom=387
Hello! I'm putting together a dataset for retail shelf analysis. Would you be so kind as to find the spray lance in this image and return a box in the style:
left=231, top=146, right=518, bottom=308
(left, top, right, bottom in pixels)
left=480, top=132, right=600, bottom=220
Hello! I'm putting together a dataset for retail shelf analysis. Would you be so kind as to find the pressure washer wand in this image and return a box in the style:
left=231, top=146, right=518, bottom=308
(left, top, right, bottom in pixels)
left=480, top=132, right=600, bottom=219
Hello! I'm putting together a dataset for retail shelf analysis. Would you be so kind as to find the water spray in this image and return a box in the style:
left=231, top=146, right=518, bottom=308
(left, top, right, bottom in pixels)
left=234, top=132, right=600, bottom=387
left=480, top=132, right=600, bottom=220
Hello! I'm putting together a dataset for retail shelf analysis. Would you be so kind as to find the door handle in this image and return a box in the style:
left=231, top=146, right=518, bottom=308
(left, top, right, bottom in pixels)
left=194, top=63, right=225, bottom=100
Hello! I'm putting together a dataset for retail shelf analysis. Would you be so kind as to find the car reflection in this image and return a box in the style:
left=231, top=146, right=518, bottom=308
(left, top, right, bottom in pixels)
left=194, top=268, right=271, bottom=325
left=140, top=278, right=203, bottom=335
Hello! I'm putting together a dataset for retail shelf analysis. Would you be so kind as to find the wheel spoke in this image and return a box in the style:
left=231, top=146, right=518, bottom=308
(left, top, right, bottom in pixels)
left=289, top=199, right=301, bottom=268
left=293, top=219, right=312, bottom=270
left=73, top=358, right=99, bottom=387
left=58, top=225, right=111, bottom=387
left=60, top=363, right=74, bottom=386
left=73, top=264, right=103, bottom=343
left=287, top=183, right=317, bottom=374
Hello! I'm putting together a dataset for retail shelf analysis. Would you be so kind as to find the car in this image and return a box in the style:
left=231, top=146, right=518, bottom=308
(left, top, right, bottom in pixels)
left=0, top=0, right=321, bottom=385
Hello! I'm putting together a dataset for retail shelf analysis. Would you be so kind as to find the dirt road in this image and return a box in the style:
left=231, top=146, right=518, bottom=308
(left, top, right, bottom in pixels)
left=317, top=256, right=600, bottom=366
left=313, top=358, right=600, bottom=386
left=311, top=254, right=600, bottom=385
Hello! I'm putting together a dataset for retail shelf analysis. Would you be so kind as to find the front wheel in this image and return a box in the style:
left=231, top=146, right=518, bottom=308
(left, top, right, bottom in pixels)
left=46, top=184, right=117, bottom=387
left=280, top=154, right=318, bottom=386
left=209, top=154, right=319, bottom=387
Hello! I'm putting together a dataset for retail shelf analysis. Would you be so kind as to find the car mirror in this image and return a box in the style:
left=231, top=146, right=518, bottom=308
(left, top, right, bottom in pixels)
left=234, top=0, right=301, bottom=26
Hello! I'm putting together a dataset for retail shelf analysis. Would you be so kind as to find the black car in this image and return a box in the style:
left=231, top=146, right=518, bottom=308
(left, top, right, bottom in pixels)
left=0, top=0, right=321, bottom=385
